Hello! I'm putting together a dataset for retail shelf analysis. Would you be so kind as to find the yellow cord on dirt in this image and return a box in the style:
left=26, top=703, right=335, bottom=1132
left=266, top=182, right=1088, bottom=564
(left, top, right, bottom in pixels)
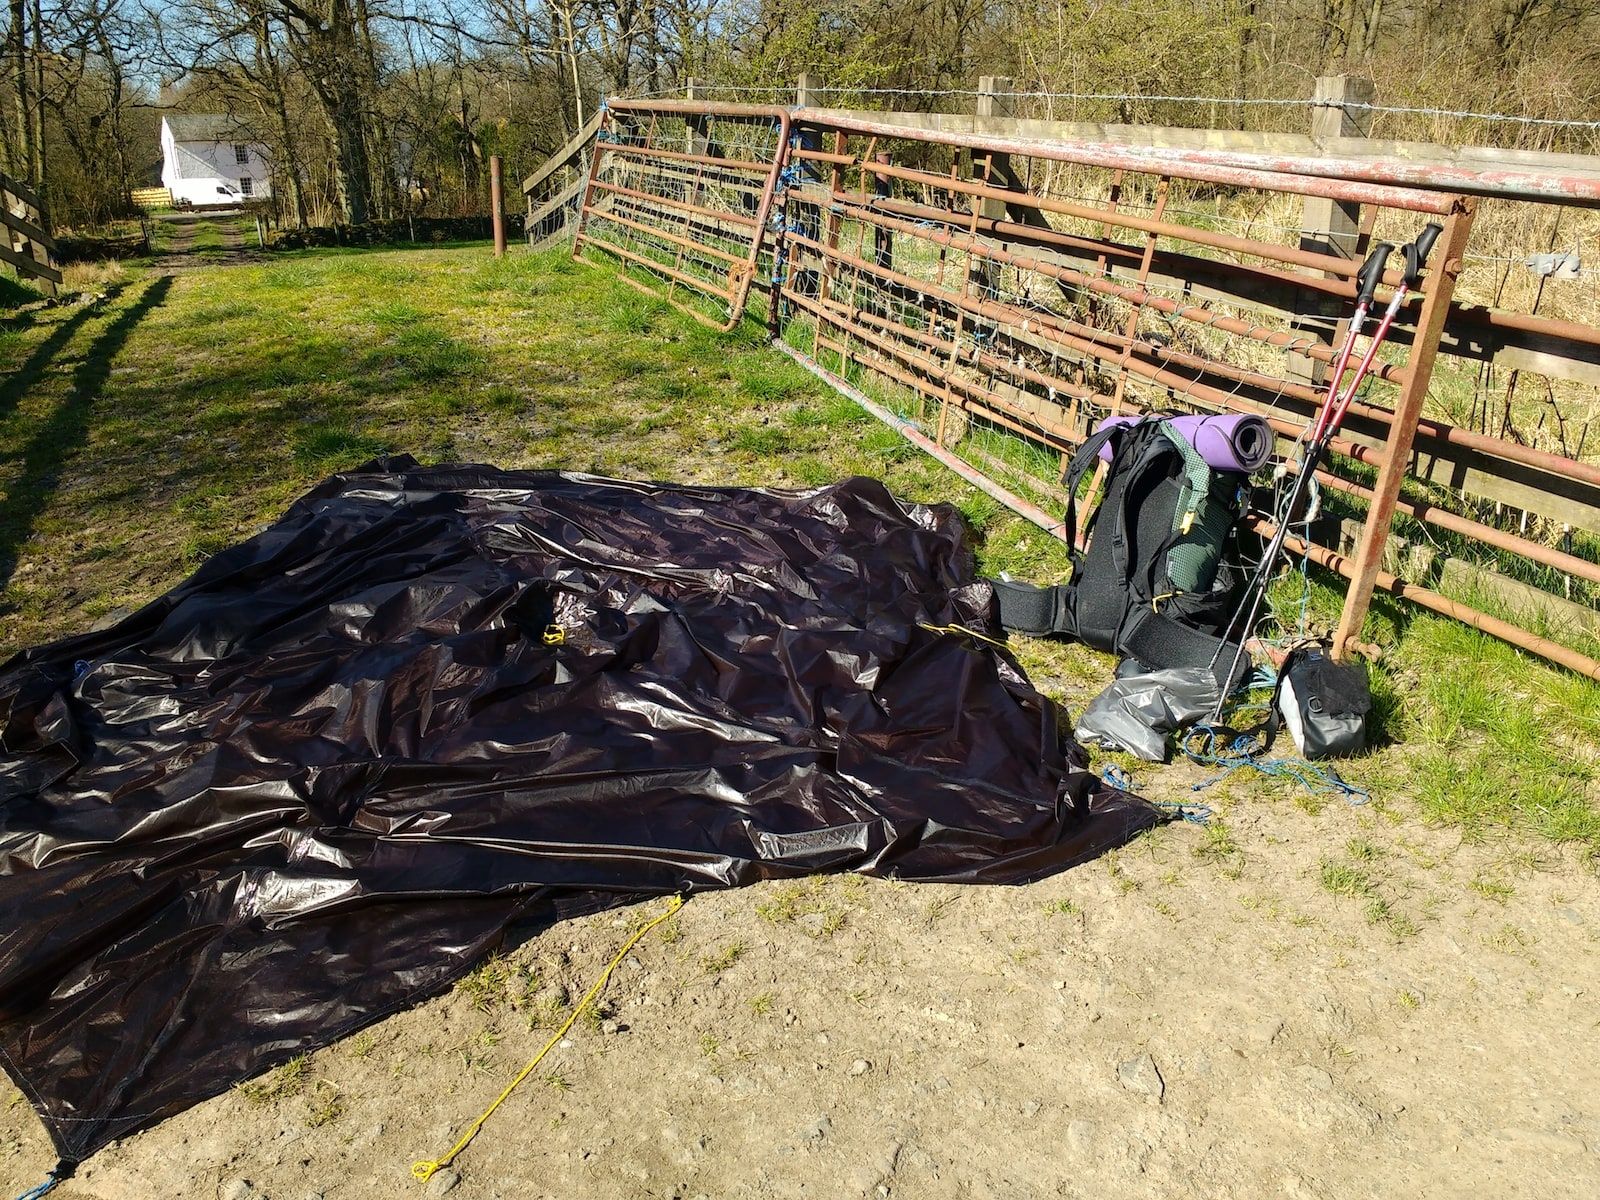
left=917, top=621, right=1011, bottom=652
left=410, top=893, right=685, bottom=1184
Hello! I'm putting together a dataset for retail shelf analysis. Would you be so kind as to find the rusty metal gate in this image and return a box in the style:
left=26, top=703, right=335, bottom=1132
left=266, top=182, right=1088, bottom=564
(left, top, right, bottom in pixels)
left=568, top=100, right=1600, bottom=681
left=573, top=99, right=793, bottom=330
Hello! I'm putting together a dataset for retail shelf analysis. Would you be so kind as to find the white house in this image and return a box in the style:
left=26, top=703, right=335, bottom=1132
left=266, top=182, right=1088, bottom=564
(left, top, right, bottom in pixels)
left=160, top=115, right=272, bottom=206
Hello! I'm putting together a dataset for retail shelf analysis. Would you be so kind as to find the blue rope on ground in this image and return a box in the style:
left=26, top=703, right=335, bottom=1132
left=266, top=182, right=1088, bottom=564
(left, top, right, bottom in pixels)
left=1100, top=764, right=1212, bottom=825
left=1100, top=763, right=1135, bottom=791
left=1181, top=724, right=1369, bottom=805
left=12, top=1173, right=62, bottom=1200
left=1154, top=800, right=1214, bottom=825
left=1246, top=663, right=1277, bottom=691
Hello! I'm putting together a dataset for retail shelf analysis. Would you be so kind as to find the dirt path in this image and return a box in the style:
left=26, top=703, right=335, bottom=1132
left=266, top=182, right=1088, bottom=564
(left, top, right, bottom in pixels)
left=3, top=763, right=1597, bottom=1200
left=147, top=212, right=263, bottom=270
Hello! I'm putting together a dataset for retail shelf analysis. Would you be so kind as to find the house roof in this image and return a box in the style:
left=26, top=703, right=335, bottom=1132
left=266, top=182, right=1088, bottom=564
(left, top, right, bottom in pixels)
left=164, top=113, right=259, bottom=143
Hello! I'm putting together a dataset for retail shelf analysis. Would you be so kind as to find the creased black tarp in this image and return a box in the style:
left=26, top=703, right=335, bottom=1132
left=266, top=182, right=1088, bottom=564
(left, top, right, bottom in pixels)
left=0, top=457, right=1155, bottom=1164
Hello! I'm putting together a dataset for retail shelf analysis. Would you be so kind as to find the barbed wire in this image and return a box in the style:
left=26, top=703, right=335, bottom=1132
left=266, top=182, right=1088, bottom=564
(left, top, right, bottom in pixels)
left=624, top=83, right=1600, bottom=132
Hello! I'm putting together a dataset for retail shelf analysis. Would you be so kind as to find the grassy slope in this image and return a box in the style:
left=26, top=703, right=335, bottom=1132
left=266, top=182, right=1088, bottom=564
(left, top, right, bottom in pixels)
left=0, top=244, right=1595, bottom=857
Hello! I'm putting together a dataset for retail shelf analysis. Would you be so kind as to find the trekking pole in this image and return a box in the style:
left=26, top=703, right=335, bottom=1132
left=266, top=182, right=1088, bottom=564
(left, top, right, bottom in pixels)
left=1205, top=224, right=1440, bottom=719
left=1205, top=241, right=1395, bottom=698
left=1317, top=222, right=1442, bottom=446
left=1306, top=242, right=1395, bottom=449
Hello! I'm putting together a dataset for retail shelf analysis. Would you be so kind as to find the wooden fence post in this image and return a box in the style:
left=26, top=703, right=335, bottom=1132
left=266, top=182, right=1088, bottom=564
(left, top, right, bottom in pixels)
left=1290, top=74, right=1375, bottom=384
left=490, top=155, right=506, bottom=257
left=972, top=77, right=1013, bottom=300
left=793, top=74, right=824, bottom=259
left=685, top=77, right=708, bottom=155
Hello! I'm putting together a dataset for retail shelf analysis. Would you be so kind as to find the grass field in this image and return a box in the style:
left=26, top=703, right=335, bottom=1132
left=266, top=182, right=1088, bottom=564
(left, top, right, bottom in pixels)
left=1, top=243, right=1597, bottom=857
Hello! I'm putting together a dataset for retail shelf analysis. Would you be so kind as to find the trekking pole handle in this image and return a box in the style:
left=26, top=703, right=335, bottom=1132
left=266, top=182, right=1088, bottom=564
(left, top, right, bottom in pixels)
left=1355, top=242, right=1394, bottom=308
left=1404, top=222, right=1443, bottom=287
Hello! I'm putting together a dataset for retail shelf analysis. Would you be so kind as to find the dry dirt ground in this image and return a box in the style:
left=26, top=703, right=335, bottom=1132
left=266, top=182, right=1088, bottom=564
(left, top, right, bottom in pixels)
left=4, top=758, right=1599, bottom=1200
left=3, top=249, right=1598, bottom=1199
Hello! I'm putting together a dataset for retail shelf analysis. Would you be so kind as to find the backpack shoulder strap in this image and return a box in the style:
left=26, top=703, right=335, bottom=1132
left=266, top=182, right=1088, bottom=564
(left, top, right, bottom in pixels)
left=1062, top=423, right=1129, bottom=552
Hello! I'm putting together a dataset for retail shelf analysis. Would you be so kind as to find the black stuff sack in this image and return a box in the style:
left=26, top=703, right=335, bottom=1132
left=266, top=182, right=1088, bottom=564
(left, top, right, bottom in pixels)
left=1277, top=645, right=1372, bottom=759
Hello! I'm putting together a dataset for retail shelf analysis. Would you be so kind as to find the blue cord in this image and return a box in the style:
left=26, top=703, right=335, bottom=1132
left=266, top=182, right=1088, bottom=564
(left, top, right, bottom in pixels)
left=1155, top=800, right=1215, bottom=825
left=1101, top=764, right=1212, bottom=824
left=1100, top=763, right=1134, bottom=791
left=13, top=1173, right=62, bottom=1200
left=1181, top=723, right=1369, bottom=804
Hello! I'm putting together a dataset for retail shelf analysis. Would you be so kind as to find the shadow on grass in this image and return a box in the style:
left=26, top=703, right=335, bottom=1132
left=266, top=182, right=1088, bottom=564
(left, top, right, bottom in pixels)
left=0, top=284, right=129, bottom=421
left=0, top=273, right=47, bottom=313
left=0, top=275, right=173, bottom=590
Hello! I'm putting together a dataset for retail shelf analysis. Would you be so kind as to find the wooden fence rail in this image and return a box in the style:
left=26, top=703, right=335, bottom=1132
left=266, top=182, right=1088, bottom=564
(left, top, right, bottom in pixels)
left=523, top=77, right=1600, bottom=680
left=521, top=112, right=603, bottom=248
left=1, top=171, right=59, bottom=297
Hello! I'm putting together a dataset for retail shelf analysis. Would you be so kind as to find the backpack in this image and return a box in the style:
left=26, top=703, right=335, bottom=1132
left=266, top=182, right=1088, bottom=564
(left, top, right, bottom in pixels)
left=992, top=418, right=1250, bottom=683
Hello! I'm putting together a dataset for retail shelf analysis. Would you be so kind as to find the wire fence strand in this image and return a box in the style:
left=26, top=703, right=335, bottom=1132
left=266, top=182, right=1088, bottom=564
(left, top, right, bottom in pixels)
left=623, top=84, right=1600, bottom=133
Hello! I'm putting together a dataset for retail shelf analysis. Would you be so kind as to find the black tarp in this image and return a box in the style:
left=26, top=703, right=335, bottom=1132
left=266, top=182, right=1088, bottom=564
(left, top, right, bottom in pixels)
left=0, top=458, right=1155, bottom=1165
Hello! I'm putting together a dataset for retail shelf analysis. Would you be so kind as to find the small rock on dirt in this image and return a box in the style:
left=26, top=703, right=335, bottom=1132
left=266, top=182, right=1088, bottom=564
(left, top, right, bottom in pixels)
left=1293, top=1064, right=1334, bottom=1093
left=1066, top=1119, right=1097, bottom=1153
left=219, top=1180, right=262, bottom=1200
left=1118, top=1053, right=1165, bottom=1102
left=874, top=1141, right=903, bottom=1176
left=532, top=984, right=568, bottom=1009
left=849, top=1059, right=872, bottom=1076
left=1247, top=1016, right=1285, bottom=1047
left=901, top=1144, right=940, bottom=1176
left=428, top=1168, right=461, bottom=1195
left=802, top=1115, right=832, bottom=1143
left=848, top=1165, right=881, bottom=1192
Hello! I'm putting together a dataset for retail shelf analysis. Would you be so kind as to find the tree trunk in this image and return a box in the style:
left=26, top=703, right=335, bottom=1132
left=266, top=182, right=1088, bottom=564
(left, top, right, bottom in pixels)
left=326, top=80, right=373, bottom=224
left=257, top=25, right=309, bottom=228
left=352, top=0, right=393, bottom=219
left=560, top=4, right=584, bottom=131
left=1236, top=0, right=1256, bottom=131
left=28, top=0, right=45, bottom=218
left=94, top=23, right=130, bottom=213
left=9, top=0, right=30, bottom=183
left=1360, top=0, right=1384, bottom=59
left=308, top=2, right=374, bottom=225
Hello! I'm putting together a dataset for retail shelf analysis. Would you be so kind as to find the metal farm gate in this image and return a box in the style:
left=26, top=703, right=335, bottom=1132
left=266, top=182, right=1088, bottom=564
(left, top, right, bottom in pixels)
left=559, top=90, right=1600, bottom=682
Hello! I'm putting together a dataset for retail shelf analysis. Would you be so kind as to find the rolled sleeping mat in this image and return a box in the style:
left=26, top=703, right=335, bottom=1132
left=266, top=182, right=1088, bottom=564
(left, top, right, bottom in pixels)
left=1096, top=413, right=1274, bottom=473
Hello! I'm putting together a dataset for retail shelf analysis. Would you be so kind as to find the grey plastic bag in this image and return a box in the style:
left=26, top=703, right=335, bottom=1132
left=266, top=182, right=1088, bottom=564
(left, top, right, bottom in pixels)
left=1076, top=665, right=1227, bottom=762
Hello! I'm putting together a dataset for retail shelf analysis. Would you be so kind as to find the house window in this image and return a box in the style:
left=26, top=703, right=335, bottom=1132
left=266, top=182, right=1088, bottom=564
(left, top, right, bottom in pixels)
left=239, top=177, right=253, bottom=197
left=234, top=143, right=249, bottom=164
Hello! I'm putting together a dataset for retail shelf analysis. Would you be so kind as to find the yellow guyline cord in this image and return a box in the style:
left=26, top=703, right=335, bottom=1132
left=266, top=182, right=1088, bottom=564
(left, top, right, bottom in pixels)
left=917, top=622, right=1011, bottom=653
left=411, top=893, right=686, bottom=1183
